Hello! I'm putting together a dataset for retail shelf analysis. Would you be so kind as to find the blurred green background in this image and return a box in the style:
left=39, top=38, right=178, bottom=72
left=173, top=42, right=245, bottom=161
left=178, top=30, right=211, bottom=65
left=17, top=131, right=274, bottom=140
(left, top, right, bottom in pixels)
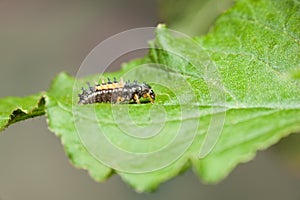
left=0, top=0, right=300, bottom=199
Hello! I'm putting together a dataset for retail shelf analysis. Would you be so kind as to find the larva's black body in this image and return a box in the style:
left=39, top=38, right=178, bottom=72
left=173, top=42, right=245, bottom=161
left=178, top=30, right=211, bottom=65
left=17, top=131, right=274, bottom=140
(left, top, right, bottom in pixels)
left=78, top=78, right=155, bottom=104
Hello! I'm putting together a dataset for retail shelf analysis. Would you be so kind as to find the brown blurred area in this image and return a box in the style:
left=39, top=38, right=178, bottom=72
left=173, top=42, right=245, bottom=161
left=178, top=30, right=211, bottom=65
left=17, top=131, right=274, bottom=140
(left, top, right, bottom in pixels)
left=0, top=0, right=300, bottom=199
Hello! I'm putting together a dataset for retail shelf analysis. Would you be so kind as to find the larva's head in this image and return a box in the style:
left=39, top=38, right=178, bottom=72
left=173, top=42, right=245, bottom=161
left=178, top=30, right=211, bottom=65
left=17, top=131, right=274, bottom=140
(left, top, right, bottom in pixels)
left=141, top=83, right=155, bottom=103
left=149, top=89, right=155, bottom=101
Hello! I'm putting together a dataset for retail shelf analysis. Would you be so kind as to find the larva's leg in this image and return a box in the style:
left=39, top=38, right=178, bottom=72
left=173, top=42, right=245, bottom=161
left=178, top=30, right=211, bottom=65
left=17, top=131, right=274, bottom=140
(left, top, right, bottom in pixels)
left=147, top=93, right=154, bottom=104
left=143, top=93, right=154, bottom=104
left=133, top=94, right=140, bottom=104
left=116, top=96, right=125, bottom=104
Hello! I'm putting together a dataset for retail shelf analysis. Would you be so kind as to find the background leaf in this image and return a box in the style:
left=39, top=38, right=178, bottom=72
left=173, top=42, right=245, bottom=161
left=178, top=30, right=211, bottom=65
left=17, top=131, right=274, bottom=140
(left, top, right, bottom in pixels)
left=157, top=0, right=234, bottom=36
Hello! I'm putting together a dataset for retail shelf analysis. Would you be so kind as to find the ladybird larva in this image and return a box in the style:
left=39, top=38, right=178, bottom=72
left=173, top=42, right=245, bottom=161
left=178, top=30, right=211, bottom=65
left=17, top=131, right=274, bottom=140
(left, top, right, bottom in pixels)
left=78, top=78, right=155, bottom=104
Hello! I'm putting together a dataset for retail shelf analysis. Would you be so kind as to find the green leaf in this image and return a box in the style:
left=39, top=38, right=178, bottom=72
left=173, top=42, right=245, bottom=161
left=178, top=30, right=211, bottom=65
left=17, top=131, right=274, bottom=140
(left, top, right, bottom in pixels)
left=0, top=94, right=45, bottom=131
left=46, top=0, right=300, bottom=192
left=45, top=0, right=300, bottom=190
